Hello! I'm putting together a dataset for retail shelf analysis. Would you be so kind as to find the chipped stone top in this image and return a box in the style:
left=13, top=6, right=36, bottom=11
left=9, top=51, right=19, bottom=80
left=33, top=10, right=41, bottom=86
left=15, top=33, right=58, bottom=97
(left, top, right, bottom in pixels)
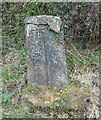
left=24, top=15, right=61, bottom=33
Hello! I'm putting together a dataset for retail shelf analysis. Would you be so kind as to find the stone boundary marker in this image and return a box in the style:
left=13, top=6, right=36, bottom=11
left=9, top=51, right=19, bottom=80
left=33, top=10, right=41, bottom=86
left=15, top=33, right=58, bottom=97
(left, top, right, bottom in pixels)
left=24, top=15, right=68, bottom=86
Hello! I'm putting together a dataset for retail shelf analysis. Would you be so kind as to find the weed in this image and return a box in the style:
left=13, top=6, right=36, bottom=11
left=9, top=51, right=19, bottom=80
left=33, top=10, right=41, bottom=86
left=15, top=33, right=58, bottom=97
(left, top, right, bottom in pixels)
left=0, top=89, right=12, bottom=105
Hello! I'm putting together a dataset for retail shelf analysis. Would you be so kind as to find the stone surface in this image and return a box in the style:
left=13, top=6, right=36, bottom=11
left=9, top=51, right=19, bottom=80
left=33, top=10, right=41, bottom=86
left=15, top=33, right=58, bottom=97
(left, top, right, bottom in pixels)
left=24, top=15, right=68, bottom=86
left=22, top=85, right=89, bottom=110
left=24, top=15, right=61, bottom=33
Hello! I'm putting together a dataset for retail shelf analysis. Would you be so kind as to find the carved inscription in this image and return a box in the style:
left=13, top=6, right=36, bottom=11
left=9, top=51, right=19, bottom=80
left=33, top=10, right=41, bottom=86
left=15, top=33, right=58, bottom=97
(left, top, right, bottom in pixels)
left=27, top=30, right=47, bottom=85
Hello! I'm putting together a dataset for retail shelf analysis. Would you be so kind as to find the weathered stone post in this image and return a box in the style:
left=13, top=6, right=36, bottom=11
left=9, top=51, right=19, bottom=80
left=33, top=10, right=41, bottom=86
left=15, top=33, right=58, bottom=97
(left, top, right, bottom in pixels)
left=24, top=15, right=68, bottom=86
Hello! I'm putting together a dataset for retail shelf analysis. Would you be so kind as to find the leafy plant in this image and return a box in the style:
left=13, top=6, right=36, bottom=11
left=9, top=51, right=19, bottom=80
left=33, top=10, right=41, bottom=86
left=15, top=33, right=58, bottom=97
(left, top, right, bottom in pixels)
left=3, top=104, right=33, bottom=118
left=17, top=50, right=26, bottom=56
left=0, top=90, right=12, bottom=105
left=59, top=99, right=65, bottom=108
left=2, top=66, right=20, bottom=83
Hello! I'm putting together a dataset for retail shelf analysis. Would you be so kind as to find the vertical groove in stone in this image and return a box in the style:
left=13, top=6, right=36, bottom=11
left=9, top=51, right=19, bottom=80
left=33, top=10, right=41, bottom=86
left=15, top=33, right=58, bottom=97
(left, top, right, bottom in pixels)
left=43, top=31, right=49, bottom=85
